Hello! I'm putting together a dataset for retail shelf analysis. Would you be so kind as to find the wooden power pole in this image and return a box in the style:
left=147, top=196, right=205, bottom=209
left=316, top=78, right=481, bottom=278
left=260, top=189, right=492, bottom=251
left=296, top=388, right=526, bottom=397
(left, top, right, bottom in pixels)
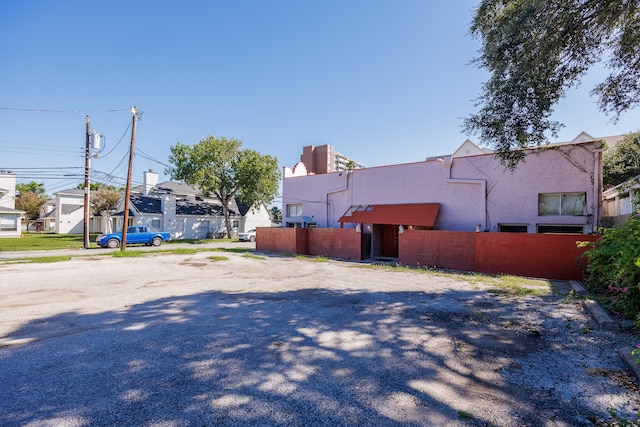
left=121, top=106, right=138, bottom=251
left=83, top=115, right=90, bottom=249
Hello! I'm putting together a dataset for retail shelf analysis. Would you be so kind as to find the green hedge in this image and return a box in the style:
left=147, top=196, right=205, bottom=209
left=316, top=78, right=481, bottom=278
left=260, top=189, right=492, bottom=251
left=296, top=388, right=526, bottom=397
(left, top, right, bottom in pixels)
left=582, top=216, right=640, bottom=322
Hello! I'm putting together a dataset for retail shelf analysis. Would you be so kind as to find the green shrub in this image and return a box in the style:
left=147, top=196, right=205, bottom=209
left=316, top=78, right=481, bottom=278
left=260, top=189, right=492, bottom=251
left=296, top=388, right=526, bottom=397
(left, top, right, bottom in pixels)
left=582, top=216, right=640, bottom=321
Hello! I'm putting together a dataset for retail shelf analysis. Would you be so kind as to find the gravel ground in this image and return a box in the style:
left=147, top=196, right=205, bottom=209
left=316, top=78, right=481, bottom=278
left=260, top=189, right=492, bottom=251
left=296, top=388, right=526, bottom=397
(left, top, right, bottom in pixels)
left=0, top=247, right=639, bottom=426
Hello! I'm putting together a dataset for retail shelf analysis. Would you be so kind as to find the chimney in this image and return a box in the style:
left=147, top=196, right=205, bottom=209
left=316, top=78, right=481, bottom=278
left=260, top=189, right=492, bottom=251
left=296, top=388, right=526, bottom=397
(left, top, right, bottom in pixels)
left=143, top=169, right=158, bottom=196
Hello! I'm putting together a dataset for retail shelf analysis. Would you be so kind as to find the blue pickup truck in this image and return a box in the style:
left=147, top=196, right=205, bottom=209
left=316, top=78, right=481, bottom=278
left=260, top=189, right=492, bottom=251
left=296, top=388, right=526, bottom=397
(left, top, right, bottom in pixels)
left=96, top=226, right=171, bottom=248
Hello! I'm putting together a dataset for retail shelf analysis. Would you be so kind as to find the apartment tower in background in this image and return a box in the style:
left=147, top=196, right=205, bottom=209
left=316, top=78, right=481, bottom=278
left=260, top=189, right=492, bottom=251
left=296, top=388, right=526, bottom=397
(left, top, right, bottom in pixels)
left=300, top=145, right=365, bottom=174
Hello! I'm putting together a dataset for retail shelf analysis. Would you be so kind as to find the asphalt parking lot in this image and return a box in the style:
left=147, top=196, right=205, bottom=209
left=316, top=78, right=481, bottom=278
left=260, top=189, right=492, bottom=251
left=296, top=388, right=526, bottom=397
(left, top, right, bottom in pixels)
left=1, top=247, right=639, bottom=426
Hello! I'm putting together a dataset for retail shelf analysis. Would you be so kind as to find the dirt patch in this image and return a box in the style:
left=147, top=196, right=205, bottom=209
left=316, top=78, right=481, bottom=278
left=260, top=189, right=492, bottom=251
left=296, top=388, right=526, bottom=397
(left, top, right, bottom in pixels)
left=0, top=289, right=85, bottom=308
left=0, top=250, right=638, bottom=426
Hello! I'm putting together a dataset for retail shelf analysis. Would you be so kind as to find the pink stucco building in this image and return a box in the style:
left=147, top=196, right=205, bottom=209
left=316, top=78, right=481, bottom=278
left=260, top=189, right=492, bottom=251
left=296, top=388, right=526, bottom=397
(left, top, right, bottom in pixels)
left=282, top=138, right=603, bottom=258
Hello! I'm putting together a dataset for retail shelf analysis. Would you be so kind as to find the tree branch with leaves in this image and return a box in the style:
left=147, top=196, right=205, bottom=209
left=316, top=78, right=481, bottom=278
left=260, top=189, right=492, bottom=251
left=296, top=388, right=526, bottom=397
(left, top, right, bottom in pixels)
left=167, top=136, right=281, bottom=238
left=15, top=181, right=48, bottom=232
left=465, top=0, right=640, bottom=169
left=603, top=132, right=640, bottom=189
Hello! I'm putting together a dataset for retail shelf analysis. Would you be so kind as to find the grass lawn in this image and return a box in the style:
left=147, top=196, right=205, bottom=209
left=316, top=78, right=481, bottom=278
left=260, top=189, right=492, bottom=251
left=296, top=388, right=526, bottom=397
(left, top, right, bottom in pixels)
left=0, top=233, right=235, bottom=252
left=0, top=233, right=97, bottom=251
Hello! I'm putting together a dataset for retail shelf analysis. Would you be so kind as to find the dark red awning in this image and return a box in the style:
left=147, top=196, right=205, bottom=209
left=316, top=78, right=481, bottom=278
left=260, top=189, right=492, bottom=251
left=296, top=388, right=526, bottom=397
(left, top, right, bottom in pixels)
left=339, top=203, right=440, bottom=228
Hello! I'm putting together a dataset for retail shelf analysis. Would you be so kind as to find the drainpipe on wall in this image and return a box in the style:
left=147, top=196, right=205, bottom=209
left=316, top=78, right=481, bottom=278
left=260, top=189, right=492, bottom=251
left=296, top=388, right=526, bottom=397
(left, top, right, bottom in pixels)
left=326, top=172, right=350, bottom=228
left=447, top=156, right=489, bottom=231
left=593, top=147, right=604, bottom=232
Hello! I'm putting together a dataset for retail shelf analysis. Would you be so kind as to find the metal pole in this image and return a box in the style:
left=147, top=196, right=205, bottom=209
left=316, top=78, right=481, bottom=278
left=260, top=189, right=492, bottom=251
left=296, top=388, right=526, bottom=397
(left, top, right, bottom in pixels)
left=83, top=115, right=90, bottom=249
left=121, top=106, right=138, bottom=251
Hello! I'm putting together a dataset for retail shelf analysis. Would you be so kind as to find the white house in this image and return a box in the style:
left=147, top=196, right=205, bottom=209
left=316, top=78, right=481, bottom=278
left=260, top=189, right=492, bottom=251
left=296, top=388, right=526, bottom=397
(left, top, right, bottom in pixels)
left=602, top=173, right=640, bottom=227
left=51, top=189, right=85, bottom=234
left=38, top=170, right=274, bottom=237
left=40, top=199, right=56, bottom=232
left=0, top=172, right=24, bottom=238
left=112, top=192, right=238, bottom=239
left=110, top=170, right=273, bottom=239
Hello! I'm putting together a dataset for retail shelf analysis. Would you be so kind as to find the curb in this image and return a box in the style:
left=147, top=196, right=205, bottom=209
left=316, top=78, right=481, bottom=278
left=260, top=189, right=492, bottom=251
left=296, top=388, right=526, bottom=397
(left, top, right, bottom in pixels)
left=574, top=281, right=640, bottom=385
left=569, top=280, right=588, bottom=296
left=582, top=300, right=619, bottom=331
left=619, top=347, right=640, bottom=383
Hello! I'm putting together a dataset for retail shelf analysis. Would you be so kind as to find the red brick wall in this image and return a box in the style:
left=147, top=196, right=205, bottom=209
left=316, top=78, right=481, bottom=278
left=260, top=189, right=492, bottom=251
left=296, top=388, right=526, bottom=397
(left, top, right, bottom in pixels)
left=400, top=230, right=476, bottom=271
left=256, top=227, right=298, bottom=254
left=257, top=227, right=599, bottom=281
left=308, top=228, right=361, bottom=260
left=474, top=232, right=597, bottom=280
left=399, top=230, right=598, bottom=280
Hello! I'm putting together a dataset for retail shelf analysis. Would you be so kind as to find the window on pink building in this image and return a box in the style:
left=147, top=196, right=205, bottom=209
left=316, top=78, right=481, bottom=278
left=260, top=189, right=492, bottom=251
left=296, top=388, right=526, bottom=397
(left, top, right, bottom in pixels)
left=538, top=193, right=586, bottom=216
left=287, top=204, right=302, bottom=217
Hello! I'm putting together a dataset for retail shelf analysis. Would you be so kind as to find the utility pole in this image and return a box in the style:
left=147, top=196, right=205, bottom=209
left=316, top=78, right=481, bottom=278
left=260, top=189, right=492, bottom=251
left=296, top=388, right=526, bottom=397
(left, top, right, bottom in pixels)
left=121, top=106, right=138, bottom=251
left=83, top=115, right=90, bottom=249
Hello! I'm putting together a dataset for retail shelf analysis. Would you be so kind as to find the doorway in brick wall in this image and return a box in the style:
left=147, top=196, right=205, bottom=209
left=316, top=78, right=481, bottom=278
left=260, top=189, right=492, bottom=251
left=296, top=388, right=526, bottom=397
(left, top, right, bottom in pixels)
left=380, top=224, right=398, bottom=258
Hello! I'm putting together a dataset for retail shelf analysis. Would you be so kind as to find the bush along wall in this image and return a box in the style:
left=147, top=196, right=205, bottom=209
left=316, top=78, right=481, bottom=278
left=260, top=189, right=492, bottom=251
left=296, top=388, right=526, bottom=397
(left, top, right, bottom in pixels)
left=582, top=215, right=640, bottom=324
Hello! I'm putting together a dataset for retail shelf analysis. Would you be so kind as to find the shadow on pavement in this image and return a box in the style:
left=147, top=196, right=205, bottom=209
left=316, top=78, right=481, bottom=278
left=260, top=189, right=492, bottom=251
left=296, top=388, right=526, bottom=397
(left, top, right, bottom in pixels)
left=0, top=287, right=626, bottom=426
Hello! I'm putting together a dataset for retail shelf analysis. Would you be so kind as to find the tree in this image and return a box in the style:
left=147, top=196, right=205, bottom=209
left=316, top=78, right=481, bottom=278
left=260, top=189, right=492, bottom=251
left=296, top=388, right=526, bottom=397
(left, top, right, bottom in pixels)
left=465, top=0, right=640, bottom=168
left=603, top=132, right=640, bottom=189
left=16, top=181, right=46, bottom=198
left=269, top=206, right=282, bottom=223
left=90, top=188, right=121, bottom=216
left=75, top=182, right=119, bottom=214
left=15, top=181, right=47, bottom=232
left=77, top=182, right=105, bottom=191
left=76, top=183, right=119, bottom=191
left=15, top=191, right=47, bottom=232
left=167, top=136, right=281, bottom=238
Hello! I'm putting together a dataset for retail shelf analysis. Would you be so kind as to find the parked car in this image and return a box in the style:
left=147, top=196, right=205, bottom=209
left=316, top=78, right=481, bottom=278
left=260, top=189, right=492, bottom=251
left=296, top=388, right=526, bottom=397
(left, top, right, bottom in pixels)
left=96, top=226, right=171, bottom=248
left=211, top=227, right=238, bottom=239
left=238, top=228, right=256, bottom=242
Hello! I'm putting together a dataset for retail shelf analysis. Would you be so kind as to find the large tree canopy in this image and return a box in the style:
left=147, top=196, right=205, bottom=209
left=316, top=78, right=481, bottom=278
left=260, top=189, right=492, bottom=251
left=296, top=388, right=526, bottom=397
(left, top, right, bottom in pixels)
left=74, top=183, right=120, bottom=216
left=465, top=0, right=640, bottom=168
left=15, top=188, right=47, bottom=232
left=16, top=181, right=46, bottom=198
left=167, top=136, right=281, bottom=237
left=91, top=188, right=121, bottom=216
left=603, top=132, right=640, bottom=189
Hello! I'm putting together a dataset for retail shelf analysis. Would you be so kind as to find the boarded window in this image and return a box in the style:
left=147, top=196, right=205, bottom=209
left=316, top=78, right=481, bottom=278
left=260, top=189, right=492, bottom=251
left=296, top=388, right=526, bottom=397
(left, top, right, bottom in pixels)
left=498, top=224, right=528, bottom=233
left=537, top=225, right=584, bottom=234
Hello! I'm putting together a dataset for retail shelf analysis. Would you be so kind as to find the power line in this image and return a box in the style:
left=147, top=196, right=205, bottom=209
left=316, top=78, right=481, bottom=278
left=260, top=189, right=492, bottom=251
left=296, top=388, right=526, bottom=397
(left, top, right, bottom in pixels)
left=0, top=106, right=130, bottom=113
left=106, top=150, right=130, bottom=178
left=14, top=175, right=83, bottom=179
left=99, top=117, right=132, bottom=159
left=0, top=140, right=84, bottom=149
left=0, top=166, right=83, bottom=170
left=0, top=148, right=82, bottom=157
left=47, top=179, right=86, bottom=193
left=136, top=148, right=170, bottom=168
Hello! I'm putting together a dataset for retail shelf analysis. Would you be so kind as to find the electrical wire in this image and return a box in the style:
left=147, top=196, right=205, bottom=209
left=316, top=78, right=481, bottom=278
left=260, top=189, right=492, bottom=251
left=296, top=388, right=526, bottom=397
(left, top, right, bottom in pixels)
left=0, top=144, right=83, bottom=156
left=1, top=107, right=139, bottom=195
left=0, top=166, right=84, bottom=170
left=106, top=150, right=131, bottom=178
left=136, top=148, right=170, bottom=168
left=0, top=106, right=130, bottom=113
left=99, top=117, right=132, bottom=159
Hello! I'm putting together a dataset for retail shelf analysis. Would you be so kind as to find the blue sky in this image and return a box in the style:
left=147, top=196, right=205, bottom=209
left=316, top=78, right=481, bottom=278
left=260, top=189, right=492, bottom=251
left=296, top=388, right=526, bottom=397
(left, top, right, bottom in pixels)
left=2, top=1, right=639, bottom=199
